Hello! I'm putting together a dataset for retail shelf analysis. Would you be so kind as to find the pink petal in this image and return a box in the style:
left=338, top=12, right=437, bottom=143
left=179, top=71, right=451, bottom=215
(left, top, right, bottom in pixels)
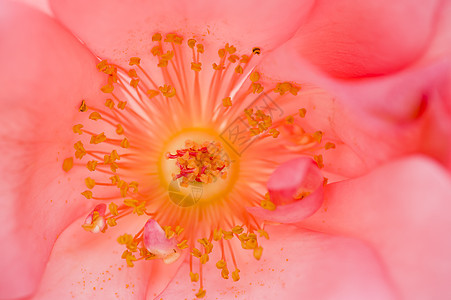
left=301, top=156, right=451, bottom=299
left=247, top=157, right=324, bottom=223
left=0, top=2, right=105, bottom=298
left=289, top=0, right=441, bottom=78
left=33, top=216, right=152, bottom=299
left=158, top=225, right=395, bottom=299
left=260, top=45, right=451, bottom=171
left=49, top=0, right=315, bottom=64
left=143, top=218, right=180, bottom=264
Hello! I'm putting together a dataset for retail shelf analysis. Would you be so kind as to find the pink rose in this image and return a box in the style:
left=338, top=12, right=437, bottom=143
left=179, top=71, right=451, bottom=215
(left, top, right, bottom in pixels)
left=1, top=0, right=450, bottom=299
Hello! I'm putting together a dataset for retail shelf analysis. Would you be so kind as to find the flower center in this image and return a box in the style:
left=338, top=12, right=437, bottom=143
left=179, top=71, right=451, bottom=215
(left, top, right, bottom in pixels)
left=159, top=128, right=239, bottom=207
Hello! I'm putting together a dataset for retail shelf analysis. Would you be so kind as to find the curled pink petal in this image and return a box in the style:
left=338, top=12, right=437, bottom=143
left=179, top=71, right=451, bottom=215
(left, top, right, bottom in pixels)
left=83, top=204, right=107, bottom=233
left=247, top=157, right=324, bottom=223
left=143, top=219, right=180, bottom=264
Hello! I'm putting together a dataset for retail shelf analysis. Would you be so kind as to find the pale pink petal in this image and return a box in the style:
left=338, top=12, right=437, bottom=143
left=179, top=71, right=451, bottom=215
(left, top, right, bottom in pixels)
left=247, top=157, right=324, bottom=223
left=158, top=225, right=395, bottom=299
left=0, top=2, right=105, bottom=298
left=33, top=216, right=152, bottom=299
left=301, top=156, right=451, bottom=299
left=143, top=218, right=180, bottom=264
left=289, top=0, right=441, bottom=78
left=49, top=0, right=315, bottom=65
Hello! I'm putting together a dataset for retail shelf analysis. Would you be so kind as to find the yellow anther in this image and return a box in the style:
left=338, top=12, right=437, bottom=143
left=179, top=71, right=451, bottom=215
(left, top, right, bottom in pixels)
left=240, top=54, right=250, bottom=63
left=164, top=33, right=178, bottom=43
left=228, top=54, right=239, bottom=63
left=109, top=202, right=118, bottom=216
left=187, top=38, right=196, bottom=48
left=213, top=229, right=223, bottom=241
left=232, top=269, right=240, bottom=282
left=290, top=85, right=301, bottom=96
left=258, top=229, right=269, bottom=240
left=120, top=137, right=130, bottom=148
left=314, top=154, right=324, bottom=168
left=191, top=62, right=202, bottom=72
left=129, top=57, right=141, bottom=66
left=212, top=63, right=225, bottom=70
left=200, top=253, right=209, bottom=264
left=87, top=160, right=98, bottom=171
left=151, top=45, right=162, bottom=56
left=85, top=177, right=96, bottom=189
left=196, top=44, right=204, bottom=53
left=128, top=69, right=138, bottom=78
left=81, top=190, right=93, bottom=199
left=152, top=33, right=162, bottom=41
left=161, top=51, right=174, bottom=61
left=325, top=142, right=336, bottom=150
left=101, top=84, right=114, bottom=93
left=251, top=82, right=264, bottom=94
left=105, top=98, right=115, bottom=109
left=285, top=115, right=294, bottom=124
left=129, top=181, right=139, bottom=193
left=146, top=89, right=160, bottom=99
left=299, top=108, right=307, bottom=118
left=163, top=226, right=175, bottom=239
left=79, top=100, right=87, bottom=112
left=222, top=230, right=234, bottom=240
left=72, top=124, right=83, bottom=134
left=191, top=248, right=202, bottom=258
left=195, top=288, right=206, bottom=299
left=216, top=260, right=226, bottom=269
left=225, top=44, right=236, bottom=54
left=110, top=175, right=120, bottom=185
left=90, top=132, right=107, bottom=144
left=250, top=71, right=260, bottom=82
left=218, top=48, right=226, bottom=58
left=261, top=199, right=276, bottom=211
left=106, top=217, right=117, bottom=227
left=89, top=112, right=101, bottom=120
left=96, top=60, right=108, bottom=71
left=253, top=246, right=263, bottom=260
left=190, top=272, right=199, bottom=282
left=177, top=240, right=188, bottom=249
left=116, top=124, right=124, bottom=135
left=312, top=131, right=323, bottom=143
left=117, top=101, right=127, bottom=110
left=323, top=177, right=329, bottom=186
left=222, top=97, right=232, bottom=107
left=158, top=59, right=168, bottom=68
left=234, top=65, right=243, bottom=74
left=74, top=141, right=86, bottom=159
left=159, top=84, right=176, bottom=98
left=250, top=128, right=261, bottom=136
left=130, top=78, right=140, bottom=88
left=252, top=47, right=261, bottom=55
left=117, top=233, right=134, bottom=245
left=62, top=157, right=73, bottom=172
left=175, top=225, right=184, bottom=236
left=244, top=237, right=258, bottom=249
left=232, top=225, right=244, bottom=235
left=221, top=267, right=230, bottom=279
left=269, top=128, right=280, bottom=138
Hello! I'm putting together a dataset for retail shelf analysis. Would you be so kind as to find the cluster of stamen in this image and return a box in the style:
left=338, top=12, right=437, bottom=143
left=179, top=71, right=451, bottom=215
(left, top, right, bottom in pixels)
left=166, top=140, right=229, bottom=187
left=61, top=31, right=339, bottom=298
